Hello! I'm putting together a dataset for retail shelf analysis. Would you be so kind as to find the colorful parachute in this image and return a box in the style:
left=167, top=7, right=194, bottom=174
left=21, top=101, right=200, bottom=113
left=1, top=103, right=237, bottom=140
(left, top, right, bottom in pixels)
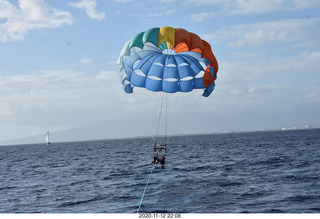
left=117, top=26, right=218, bottom=97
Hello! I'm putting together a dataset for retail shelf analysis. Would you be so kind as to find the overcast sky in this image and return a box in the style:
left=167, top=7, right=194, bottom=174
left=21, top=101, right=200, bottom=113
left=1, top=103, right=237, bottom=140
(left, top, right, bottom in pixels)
left=1, top=0, right=320, bottom=142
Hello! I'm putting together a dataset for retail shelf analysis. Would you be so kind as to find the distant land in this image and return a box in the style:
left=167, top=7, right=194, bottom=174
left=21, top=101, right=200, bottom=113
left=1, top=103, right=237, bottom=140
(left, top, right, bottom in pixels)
left=1, top=110, right=318, bottom=146
left=1, top=120, right=317, bottom=146
left=0, top=118, right=147, bottom=146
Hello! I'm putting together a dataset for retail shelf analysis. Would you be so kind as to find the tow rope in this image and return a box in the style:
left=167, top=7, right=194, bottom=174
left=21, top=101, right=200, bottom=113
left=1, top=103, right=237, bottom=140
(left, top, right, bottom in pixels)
left=137, top=164, right=156, bottom=213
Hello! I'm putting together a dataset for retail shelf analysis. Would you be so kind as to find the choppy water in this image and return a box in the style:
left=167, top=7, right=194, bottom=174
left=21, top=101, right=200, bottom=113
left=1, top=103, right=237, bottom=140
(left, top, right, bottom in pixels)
left=0, top=129, right=320, bottom=213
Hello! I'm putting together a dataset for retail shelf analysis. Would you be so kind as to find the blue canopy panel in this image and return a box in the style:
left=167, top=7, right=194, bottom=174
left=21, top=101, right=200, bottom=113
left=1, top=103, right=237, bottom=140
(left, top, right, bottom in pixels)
left=130, top=52, right=207, bottom=93
left=120, top=51, right=160, bottom=92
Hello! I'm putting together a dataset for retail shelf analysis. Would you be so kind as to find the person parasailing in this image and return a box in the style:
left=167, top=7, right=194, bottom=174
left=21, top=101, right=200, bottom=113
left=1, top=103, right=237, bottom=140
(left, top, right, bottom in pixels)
left=152, top=143, right=168, bottom=165
left=151, top=152, right=159, bottom=164
left=159, top=154, right=165, bottom=165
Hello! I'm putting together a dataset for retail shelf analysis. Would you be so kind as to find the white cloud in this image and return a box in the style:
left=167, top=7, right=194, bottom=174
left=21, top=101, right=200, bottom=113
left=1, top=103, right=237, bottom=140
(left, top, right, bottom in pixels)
left=187, top=0, right=320, bottom=15
left=0, top=69, right=120, bottom=112
left=204, top=18, right=320, bottom=48
left=143, top=9, right=177, bottom=18
left=80, top=58, right=93, bottom=64
left=248, top=86, right=256, bottom=93
left=230, top=0, right=320, bottom=15
left=215, top=51, right=320, bottom=116
left=306, top=89, right=316, bottom=99
left=190, top=11, right=216, bottom=22
left=112, top=0, right=133, bottom=2
left=69, top=0, right=105, bottom=21
left=0, top=0, right=74, bottom=42
left=219, top=51, right=320, bottom=86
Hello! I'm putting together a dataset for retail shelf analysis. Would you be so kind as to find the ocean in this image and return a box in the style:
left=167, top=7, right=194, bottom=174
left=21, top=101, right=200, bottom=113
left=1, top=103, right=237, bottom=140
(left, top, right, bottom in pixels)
left=0, top=129, right=319, bottom=213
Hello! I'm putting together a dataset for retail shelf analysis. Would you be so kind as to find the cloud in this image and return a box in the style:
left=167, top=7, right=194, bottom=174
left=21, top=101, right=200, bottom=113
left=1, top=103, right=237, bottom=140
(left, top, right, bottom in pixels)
left=187, top=0, right=320, bottom=15
left=0, top=69, right=120, bottom=113
left=0, top=0, right=74, bottom=42
left=248, top=86, right=256, bottom=93
left=69, top=0, right=105, bottom=21
left=80, top=58, right=93, bottom=64
left=206, top=47, right=320, bottom=119
left=190, top=12, right=216, bottom=22
left=140, top=9, right=177, bottom=18
left=112, top=0, right=133, bottom=2
left=204, top=18, right=320, bottom=48
left=220, top=51, right=320, bottom=85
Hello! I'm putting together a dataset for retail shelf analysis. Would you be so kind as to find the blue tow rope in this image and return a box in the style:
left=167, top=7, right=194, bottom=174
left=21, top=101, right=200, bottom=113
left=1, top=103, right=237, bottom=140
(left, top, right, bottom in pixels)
left=137, top=164, right=156, bottom=213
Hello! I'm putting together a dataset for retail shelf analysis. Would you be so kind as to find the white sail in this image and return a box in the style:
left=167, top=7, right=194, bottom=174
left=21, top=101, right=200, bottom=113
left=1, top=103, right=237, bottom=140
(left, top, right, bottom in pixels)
left=46, top=131, right=51, bottom=145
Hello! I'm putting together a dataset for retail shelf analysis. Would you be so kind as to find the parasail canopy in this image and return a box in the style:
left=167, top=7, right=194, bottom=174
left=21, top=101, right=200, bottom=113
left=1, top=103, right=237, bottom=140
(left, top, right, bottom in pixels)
left=117, top=26, right=218, bottom=97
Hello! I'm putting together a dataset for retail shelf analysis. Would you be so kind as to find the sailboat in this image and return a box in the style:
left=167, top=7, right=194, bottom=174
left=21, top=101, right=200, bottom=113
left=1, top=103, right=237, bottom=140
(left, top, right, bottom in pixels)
left=46, top=131, right=51, bottom=145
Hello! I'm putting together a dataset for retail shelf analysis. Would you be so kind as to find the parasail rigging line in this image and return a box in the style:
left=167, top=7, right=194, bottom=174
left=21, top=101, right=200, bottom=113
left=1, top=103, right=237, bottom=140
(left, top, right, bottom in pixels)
left=153, top=92, right=166, bottom=145
left=137, top=163, right=156, bottom=214
left=165, top=93, right=168, bottom=144
left=154, top=52, right=170, bottom=145
left=172, top=93, right=202, bottom=136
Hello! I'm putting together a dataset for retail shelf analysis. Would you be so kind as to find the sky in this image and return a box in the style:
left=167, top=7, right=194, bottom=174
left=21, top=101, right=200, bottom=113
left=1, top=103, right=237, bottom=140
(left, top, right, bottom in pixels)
left=0, top=0, right=320, bottom=143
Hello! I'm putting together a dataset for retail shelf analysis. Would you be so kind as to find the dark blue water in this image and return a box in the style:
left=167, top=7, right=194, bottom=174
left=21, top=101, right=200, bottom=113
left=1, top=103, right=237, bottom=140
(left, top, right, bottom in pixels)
left=1, top=129, right=320, bottom=213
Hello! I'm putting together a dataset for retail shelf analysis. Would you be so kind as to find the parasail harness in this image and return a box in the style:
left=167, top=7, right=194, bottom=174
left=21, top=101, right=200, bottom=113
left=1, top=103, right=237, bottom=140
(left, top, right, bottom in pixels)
left=152, top=143, right=168, bottom=165
left=154, top=143, right=167, bottom=154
